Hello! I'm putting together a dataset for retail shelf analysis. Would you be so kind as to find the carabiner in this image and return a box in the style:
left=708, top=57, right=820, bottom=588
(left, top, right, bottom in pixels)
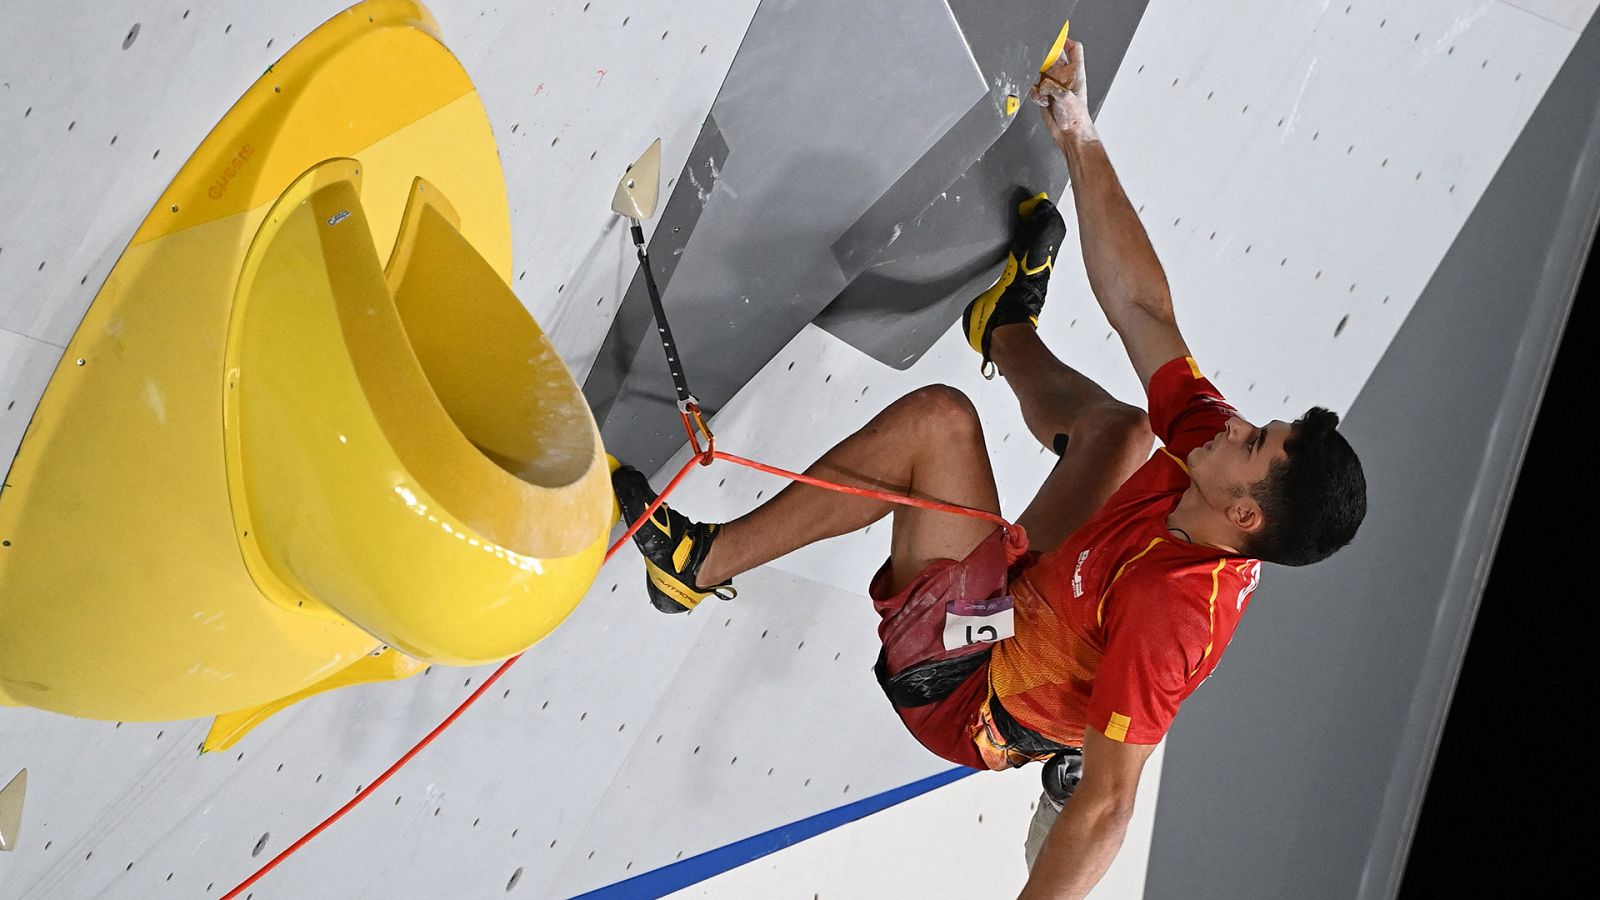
left=679, top=399, right=716, bottom=465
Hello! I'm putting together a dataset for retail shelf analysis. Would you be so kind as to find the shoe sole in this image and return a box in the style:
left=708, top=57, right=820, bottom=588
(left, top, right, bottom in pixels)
left=965, top=253, right=1022, bottom=356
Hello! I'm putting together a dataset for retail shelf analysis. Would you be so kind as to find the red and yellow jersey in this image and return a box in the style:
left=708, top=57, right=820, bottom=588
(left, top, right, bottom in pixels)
left=982, top=356, right=1262, bottom=759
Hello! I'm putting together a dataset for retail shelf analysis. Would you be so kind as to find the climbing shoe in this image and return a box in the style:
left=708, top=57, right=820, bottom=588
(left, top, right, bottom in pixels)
left=612, top=464, right=736, bottom=614
left=962, top=192, right=1067, bottom=378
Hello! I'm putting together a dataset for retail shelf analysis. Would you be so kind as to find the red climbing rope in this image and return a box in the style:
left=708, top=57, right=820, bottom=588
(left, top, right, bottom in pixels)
left=224, top=408, right=1020, bottom=898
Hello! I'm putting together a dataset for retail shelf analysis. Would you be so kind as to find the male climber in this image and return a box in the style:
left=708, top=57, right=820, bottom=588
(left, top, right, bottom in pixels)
left=613, top=37, right=1366, bottom=898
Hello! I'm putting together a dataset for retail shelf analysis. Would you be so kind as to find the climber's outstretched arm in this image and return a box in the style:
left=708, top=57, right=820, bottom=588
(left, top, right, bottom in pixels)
left=1034, top=38, right=1190, bottom=391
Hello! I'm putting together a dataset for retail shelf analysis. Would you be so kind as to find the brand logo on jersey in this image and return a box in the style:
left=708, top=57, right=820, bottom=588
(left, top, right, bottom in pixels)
left=1237, top=561, right=1261, bottom=610
left=1072, top=549, right=1090, bottom=597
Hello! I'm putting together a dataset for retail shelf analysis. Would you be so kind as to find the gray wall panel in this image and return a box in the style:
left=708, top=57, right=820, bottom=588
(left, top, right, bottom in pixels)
left=815, top=0, right=1151, bottom=370
left=1145, top=24, right=1600, bottom=900
left=584, top=0, right=1148, bottom=472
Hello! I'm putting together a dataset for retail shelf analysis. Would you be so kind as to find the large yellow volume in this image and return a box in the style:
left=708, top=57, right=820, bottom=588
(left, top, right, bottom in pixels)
left=229, top=163, right=611, bottom=663
left=0, top=0, right=614, bottom=740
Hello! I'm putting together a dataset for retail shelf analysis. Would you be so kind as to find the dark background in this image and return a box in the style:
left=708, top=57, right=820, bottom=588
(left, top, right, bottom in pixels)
left=1399, top=238, right=1594, bottom=894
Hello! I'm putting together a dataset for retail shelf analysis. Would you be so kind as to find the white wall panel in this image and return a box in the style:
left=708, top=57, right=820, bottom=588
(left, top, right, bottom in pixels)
left=1092, top=0, right=1580, bottom=423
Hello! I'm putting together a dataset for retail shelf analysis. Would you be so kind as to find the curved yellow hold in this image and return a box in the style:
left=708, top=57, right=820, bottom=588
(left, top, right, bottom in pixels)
left=0, top=0, right=611, bottom=725
left=1040, top=20, right=1071, bottom=73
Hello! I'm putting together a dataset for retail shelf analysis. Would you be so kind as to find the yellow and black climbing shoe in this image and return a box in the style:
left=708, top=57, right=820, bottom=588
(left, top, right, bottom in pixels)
left=613, top=464, right=736, bottom=614
left=963, top=192, right=1067, bottom=378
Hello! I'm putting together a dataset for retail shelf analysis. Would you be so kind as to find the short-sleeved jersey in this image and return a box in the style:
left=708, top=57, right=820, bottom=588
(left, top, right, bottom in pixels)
left=981, top=356, right=1262, bottom=759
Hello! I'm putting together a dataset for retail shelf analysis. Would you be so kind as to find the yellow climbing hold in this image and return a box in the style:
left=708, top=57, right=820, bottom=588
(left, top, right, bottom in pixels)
left=1041, top=19, right=1071, bottom=72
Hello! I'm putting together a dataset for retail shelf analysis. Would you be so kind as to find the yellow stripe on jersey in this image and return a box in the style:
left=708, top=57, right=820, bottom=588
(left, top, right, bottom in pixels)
left=1186, top=356, right=1204, bottom=380
left=1097, top=537, right=1167, bottom=627
left=1105, top=712, right=1131, bottom=742
left=1188, top=559, right=1228, bottom=678
left=1161, top=447, right=1189, bottom=474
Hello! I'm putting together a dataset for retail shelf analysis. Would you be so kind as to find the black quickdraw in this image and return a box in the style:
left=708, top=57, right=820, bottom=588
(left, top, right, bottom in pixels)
left=626, top=220, right=717, bottom=465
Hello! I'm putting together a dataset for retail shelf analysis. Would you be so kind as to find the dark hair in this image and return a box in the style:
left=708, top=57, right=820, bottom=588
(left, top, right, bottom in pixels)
left=1243, top=407, right=1367, bottom=567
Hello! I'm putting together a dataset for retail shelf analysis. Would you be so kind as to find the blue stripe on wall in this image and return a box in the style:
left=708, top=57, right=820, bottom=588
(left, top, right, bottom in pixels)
left=571, top=766, right=977, bottom=899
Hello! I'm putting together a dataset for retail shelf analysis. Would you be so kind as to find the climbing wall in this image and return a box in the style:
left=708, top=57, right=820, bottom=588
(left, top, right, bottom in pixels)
left=2, top=1, right=1597, bottom=899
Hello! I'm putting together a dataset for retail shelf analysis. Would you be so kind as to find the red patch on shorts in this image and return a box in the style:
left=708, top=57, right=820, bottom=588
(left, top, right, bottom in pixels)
left=870, top=526, right=1031, bottom=769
